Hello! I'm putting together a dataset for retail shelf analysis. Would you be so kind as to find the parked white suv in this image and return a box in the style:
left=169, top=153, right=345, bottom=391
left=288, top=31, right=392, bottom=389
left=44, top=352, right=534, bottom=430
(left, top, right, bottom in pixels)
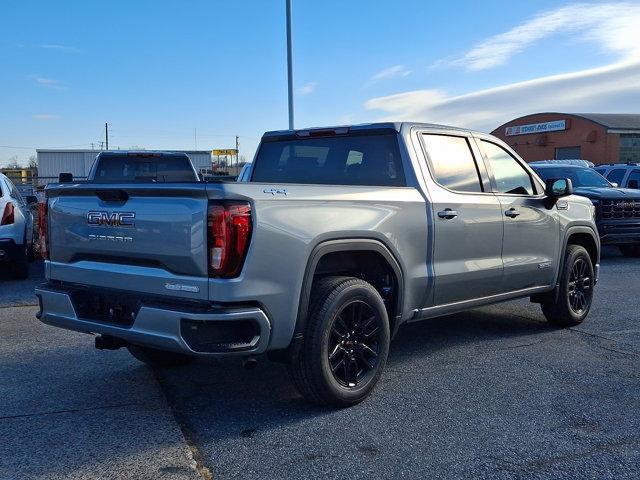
left=0, top=173, right=35, bottom=278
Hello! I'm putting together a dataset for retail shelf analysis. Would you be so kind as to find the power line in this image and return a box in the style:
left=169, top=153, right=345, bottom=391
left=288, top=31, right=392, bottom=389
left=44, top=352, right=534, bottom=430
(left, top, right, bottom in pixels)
left=0, top=143, right=94, bottom=149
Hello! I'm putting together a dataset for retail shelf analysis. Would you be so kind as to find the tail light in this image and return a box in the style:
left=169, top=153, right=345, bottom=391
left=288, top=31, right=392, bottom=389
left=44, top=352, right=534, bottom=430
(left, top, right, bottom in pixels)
left=38, top=202, right=49, bottom=260
left=207, top=202, right=252, bottom=277
left=1, top=202, right=15, bottom=225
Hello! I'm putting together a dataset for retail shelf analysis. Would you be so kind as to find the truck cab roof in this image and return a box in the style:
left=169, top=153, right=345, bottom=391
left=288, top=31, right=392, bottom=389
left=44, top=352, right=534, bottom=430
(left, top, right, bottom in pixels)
left=262, top=122, right=475, bottom=140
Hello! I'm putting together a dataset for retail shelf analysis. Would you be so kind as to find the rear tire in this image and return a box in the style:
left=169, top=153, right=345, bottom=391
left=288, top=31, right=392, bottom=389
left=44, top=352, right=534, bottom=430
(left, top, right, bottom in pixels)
left=541, top=245, right=594, bottom=327
left=11, top=242, right=29, bottom=280
left=289, top=276, right=390, bottom=407
left=619, top=245, right=640, bottom=257
left=127, top=344, right=195, bottom=368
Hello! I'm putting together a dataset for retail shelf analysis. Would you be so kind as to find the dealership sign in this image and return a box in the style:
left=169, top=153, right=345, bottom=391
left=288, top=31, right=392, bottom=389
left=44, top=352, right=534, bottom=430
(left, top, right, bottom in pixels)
left=212, top=149, right=238, bottom=156
left=505, top=120, right=567, bottom=136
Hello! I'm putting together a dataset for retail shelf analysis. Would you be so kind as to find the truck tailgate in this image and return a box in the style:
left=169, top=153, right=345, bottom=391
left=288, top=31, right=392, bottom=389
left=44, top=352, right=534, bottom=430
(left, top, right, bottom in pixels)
left=46, top=183, right=209, bottom=298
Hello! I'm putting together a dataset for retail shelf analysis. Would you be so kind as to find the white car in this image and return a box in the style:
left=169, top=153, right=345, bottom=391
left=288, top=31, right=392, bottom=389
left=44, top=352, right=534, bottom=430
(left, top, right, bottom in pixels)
left=236, top=163, right=252, bottom=182
left=0, top=173, right=35, bottom=278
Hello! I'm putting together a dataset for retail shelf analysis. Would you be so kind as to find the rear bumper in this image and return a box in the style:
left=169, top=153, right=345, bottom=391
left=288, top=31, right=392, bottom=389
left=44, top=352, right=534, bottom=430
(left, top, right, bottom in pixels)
left=35, top=283, right=271, bottom=357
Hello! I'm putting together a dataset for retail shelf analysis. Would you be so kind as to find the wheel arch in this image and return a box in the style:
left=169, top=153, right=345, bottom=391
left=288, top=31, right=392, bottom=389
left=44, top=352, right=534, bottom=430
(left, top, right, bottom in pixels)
left=555, top=225, right=600, bottom=287
left=563, top=226, right=600, bottom=269
left=294, top=239, right=405, bottom=341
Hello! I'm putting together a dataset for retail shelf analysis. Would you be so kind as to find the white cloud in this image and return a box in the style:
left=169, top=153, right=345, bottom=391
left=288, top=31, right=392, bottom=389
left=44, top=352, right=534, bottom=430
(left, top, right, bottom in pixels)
left=296, top=82, right=317, bottom=95
left=29, top=75, right=65, bottom=90
left=448, top=2, right=640, bottom=71
left=365, top=60, right=640, bottom=132
left=32, top=114, right=60, bottom=120
left=366, top=65, right=412, bottom=86
left=40, top=44, right=81, bottom=53
left=365, top=3, right=640, bottom=132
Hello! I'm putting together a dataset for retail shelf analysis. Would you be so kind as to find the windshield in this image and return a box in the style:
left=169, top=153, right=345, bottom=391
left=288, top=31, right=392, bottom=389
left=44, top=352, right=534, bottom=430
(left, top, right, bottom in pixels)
left=533, top=167, right=611, bottom=188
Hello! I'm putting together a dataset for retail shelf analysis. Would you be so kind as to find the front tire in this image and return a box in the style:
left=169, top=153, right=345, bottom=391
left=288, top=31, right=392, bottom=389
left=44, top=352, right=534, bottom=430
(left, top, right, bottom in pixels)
left=541, top=245, right=594, bottom=327
left=127, top=344, right=195, bottom=368
left=289, top=276, right=390, bottom=407
left=619, top=245, right=640, bottom=257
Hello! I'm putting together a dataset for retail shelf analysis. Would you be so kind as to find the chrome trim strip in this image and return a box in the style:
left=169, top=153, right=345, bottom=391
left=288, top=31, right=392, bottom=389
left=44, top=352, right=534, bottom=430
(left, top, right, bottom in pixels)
left=412, top=285, right=553, bottom=321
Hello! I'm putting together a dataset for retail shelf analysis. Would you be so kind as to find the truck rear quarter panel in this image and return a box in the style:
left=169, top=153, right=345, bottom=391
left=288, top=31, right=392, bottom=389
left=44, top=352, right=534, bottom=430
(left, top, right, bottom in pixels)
left=209, top=183, right=428, bottom=350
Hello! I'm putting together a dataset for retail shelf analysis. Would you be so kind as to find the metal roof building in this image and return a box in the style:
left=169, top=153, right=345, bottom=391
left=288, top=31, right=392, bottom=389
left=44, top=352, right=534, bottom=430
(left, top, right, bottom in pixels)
left=36, top=149, right=213, bottom=181
left=571, top=113, right=640, bottom=131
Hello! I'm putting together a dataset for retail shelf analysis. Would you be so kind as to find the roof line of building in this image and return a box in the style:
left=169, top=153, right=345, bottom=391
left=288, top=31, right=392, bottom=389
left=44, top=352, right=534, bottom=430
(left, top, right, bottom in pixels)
left=493, top=112, right=640, bottom=132
left=36, top=149, right=213, bottom=154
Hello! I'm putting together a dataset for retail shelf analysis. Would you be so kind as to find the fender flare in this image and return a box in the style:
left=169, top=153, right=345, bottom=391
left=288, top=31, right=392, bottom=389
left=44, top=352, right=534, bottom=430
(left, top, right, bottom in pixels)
left=293, top=238, right=405, bottom=340
left=548, top=225, right=600, bottom=301
left=560, top=225, right=600, bottom=267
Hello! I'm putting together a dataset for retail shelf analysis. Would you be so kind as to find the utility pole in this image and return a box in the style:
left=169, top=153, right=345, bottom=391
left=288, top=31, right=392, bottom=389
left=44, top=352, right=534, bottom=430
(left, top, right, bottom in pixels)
left=105, top=123, right=109, bottom=150
left=236, top=135, right=239, bottom=173
left=286, top=0, right=294, bottom=130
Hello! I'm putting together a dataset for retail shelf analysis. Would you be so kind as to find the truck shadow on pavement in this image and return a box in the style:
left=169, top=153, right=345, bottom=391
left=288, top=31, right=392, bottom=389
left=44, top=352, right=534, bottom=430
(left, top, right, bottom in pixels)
left=154, top=301, right=552, bottom=442
left=0, top=261, right=44, bottom=306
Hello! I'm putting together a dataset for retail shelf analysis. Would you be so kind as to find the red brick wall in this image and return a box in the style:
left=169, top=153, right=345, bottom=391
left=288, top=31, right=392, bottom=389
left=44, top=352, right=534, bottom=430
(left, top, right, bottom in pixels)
left=491, top=113, right=616, bottom=165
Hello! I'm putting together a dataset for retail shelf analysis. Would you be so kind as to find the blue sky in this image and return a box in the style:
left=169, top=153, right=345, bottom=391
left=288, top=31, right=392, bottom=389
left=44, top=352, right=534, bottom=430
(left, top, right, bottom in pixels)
left=2, top=0, right=640, bottom=166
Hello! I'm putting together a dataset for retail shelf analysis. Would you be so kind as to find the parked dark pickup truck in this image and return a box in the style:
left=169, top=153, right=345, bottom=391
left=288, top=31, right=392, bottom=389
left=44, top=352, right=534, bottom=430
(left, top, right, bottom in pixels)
left=532, top=163, right=640, bottom=257
left=37, top=125, right=600, bottom=406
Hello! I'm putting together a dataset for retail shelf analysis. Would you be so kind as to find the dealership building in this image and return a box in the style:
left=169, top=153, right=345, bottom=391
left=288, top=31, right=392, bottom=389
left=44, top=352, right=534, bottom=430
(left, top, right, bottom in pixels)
left=491, top=113, right=640, bottom=165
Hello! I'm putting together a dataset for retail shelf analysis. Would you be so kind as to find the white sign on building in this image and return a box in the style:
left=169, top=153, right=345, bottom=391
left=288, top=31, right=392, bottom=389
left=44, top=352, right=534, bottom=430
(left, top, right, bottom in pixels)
left=505, top=120, right=567, bottom=136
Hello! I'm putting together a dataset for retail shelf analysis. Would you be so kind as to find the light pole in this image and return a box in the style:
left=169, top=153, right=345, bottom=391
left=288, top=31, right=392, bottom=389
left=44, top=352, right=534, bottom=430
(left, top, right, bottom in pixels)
left=286, top=0, right=294, bottom=130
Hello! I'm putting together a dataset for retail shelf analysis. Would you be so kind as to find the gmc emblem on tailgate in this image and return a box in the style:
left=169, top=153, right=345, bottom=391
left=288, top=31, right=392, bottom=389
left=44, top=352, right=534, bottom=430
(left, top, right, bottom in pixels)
left=87, top=211, right=135, bottom=227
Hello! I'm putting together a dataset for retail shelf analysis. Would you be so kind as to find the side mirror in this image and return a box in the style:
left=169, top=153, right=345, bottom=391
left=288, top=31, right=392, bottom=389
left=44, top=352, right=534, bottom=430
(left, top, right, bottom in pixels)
left=58, top=172, right=73, bottom=183
left=611, top=182, right=619, bottom=188
left=545, top=178, right=573, bottom=198
left=25, top=195, right=38, bottom=205
left=628, top=179, right=639, bottom=189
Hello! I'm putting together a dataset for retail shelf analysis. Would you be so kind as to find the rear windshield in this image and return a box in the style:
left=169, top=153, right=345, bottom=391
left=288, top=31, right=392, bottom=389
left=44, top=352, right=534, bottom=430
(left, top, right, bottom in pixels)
left=92, top=154, right=197, bottom=182
left=251, top=134, right=406, bottom=186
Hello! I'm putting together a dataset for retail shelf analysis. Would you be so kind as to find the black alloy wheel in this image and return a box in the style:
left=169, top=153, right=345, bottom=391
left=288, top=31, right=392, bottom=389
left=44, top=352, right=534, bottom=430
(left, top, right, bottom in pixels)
left=541, top=244, right=594, bottom=327
left=328, top=300, right=382, bottom=388
left=289, top=276, right=390, bottom=407
left=567, top=257, right=592, bottom=315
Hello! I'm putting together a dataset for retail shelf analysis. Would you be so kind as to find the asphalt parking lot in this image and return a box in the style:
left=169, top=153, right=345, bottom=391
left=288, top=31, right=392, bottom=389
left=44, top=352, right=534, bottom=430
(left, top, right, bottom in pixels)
left=1, top=248, right=638, bottom=479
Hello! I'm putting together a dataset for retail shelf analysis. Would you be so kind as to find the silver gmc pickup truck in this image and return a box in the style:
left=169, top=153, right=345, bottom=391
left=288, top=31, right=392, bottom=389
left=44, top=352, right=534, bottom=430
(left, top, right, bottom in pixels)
left=36, top=123, right=600, bottom=406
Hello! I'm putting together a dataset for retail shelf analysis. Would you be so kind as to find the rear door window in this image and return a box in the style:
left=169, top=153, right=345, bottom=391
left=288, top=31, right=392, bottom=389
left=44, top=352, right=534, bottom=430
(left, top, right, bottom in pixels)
left=422, top=134, right=483, bottom=192
left=627, top=170, right=640, bottom=189
left=251, top=134, right=405, bottom=186
left=606, top=169, right=626, bottom=186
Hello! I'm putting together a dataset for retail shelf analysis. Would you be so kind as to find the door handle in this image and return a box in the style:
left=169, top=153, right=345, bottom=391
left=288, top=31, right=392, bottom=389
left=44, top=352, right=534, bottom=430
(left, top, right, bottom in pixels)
left=505, top=208, right=521, bottom=218
left=437, top=208, right=458, bottom=219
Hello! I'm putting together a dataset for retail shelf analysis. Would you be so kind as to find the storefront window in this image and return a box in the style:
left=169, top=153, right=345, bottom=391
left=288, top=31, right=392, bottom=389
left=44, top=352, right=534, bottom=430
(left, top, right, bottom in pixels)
left=619, top=134, right=640, bottom=163
left=555, top=146, right=581, bottom=160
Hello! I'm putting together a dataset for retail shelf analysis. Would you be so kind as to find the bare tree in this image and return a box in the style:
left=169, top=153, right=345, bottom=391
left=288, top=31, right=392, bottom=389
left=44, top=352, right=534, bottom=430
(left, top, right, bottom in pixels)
left=3, top=156, right=21, bottom=169
left=28, top=155, right=38, bottom=169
